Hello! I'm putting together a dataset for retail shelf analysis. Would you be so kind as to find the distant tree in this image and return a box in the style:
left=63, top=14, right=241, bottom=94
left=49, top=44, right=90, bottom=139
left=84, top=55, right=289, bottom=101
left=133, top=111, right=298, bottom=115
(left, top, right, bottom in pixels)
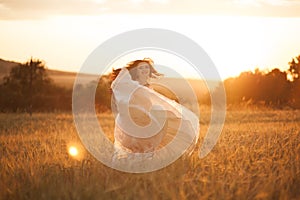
left=287, top=55, right=300, bottom=108
left=1, top=58, right=53, bottom=114
left=224, top=68, right=290, bottom=107
left=262, top=68, right=289, bottom=106
left=224, top=71, right=263, bottom=104
left=288, top=55, right=300, bottom=82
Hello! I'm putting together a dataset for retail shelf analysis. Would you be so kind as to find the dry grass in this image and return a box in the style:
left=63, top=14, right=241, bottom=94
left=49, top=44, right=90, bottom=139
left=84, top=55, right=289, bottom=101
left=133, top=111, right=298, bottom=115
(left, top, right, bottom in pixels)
left=0, top=108, right=300, bottom=200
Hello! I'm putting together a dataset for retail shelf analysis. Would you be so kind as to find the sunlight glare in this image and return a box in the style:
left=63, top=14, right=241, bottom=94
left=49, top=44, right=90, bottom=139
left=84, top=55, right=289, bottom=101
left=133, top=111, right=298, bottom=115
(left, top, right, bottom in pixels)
left=68, top=146, right=79, bottom=157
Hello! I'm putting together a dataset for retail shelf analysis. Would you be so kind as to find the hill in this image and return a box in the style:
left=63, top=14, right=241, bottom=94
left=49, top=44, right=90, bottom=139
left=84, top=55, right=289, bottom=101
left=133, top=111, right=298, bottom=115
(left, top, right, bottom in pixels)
left=0, top=59, right=19, bottom=80
left=0, top=58, right=78, bottom=88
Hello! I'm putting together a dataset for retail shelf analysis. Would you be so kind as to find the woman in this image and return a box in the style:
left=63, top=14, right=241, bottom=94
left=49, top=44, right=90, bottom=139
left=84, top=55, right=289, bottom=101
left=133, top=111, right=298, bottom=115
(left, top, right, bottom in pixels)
left=110, top=58, right=199, bottom=169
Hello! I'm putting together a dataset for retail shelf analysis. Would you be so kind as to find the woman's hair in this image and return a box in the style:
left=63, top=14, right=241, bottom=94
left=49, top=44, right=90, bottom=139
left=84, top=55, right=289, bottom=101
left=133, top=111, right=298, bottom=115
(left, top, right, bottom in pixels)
left=110, top=58, right=162, bottom=83
left=110, top=58, right=162, bottom=113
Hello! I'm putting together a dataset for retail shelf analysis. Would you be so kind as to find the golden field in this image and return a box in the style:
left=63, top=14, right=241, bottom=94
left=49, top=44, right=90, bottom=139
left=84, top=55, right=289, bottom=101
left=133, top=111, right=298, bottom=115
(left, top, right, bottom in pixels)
left=0, top=108, right=300, bottom=200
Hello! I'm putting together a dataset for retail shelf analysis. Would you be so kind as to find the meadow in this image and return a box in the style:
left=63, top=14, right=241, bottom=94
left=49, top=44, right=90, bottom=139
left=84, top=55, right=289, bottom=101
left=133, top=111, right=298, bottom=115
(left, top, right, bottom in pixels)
left=0, top=108, right=300, bottom=200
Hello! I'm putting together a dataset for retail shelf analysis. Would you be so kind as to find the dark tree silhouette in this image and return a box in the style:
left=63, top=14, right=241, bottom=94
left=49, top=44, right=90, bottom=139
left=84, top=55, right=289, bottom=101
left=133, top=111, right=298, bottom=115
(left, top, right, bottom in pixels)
left=224, top=68, right=290, bottom=108
left=0, top=58, right=72, bottom=113
left=288, top=55, right=300, bottom=81
left=261, top=68, right=289, bottom=106
left=1, top=58, right=52, bottom=114
left=288, top=55, right=300, bottom=108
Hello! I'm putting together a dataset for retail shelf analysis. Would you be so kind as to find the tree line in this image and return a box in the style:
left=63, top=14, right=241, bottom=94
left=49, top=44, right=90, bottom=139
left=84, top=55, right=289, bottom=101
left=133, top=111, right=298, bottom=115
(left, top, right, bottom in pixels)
left=224, top=55, right=300, bottom=108
left=0, top=55, right=299, bottom=113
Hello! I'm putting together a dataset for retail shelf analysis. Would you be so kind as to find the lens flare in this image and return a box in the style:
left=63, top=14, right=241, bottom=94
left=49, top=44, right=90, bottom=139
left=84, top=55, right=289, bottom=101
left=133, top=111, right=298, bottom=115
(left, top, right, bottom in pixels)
left=68, top=146, right=79, bottom=157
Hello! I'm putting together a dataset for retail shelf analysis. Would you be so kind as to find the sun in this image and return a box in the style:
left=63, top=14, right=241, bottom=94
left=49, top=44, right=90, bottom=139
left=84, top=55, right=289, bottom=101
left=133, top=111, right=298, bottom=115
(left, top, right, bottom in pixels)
left=68, top=146, right=79, bottom=157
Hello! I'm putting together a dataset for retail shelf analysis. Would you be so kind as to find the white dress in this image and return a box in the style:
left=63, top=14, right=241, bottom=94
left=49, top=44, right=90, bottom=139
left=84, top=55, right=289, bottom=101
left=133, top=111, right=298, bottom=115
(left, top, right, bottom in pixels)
left=111, top=68, right=199, bottom=171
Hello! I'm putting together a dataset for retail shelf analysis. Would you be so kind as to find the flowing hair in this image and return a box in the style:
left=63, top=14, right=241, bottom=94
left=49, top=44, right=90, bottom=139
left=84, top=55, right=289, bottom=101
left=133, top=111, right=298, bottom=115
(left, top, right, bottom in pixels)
left=110, top=58, right=162, bottom=113
left=110, top=58, right=162, bottom=84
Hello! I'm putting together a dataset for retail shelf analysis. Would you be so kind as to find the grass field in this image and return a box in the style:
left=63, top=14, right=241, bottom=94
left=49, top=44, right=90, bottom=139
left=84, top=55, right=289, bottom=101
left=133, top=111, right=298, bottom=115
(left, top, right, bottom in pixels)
left=0, top=108, right=300, bottom=200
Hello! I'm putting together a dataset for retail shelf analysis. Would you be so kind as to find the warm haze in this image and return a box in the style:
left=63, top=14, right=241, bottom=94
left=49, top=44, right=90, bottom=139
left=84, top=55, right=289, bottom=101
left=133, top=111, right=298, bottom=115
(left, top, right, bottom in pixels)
left=1, top=1, right=300, bottom=199
left=1, top=0, right=300, bottom=79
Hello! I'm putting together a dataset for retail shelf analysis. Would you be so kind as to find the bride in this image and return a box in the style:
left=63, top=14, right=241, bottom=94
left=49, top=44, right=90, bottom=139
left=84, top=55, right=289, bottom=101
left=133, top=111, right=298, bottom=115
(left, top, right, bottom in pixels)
left=110, top=58, right=199, bottom=170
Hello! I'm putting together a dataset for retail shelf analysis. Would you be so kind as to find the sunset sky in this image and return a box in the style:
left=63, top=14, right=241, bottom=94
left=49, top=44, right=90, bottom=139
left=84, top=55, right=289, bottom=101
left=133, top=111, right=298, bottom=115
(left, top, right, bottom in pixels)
left=1, top=0, right=300, bottom=79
